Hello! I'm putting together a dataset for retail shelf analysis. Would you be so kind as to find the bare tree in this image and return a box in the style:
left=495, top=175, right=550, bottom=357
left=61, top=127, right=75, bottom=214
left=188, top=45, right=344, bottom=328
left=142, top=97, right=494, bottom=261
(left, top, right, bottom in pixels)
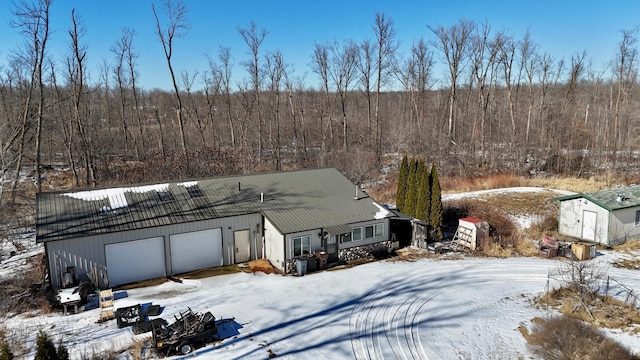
left=9, top=0, right=51, bottom=194
left=329, top=40, right=359, bottom=151
left=310, top=41, right=332, bottom=154
left=67, top=9, right=97, bottom=186
left=264, top=51, right=286, bottom=170
left=372, top=12, right=399, bottom=161
left=430, top=19, right=475, bottom=141
left=611, top=28, right=638, bottom=171
left=152, top=0, right=190, bottom=158
left=238, top=21, right=267, bottom=162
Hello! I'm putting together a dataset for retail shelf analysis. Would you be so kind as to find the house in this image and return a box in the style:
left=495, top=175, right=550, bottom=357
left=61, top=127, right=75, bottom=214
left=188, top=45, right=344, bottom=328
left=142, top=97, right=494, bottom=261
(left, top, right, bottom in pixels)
left=36, top=168, right=412, bottom=290
left=555, top=185, right=640, bottom=247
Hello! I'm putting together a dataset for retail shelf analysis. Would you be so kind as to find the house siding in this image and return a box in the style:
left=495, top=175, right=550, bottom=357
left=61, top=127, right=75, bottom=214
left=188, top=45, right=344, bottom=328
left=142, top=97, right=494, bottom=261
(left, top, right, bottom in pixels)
left=339, top=218, right=390, bottom=250
left=264, top=217, right=285, bottom=272
left=46, top=214, right=261, bottom=289
left=558, top=198, right=609, bottom=245
left=609, top=208, right=640, bottom=246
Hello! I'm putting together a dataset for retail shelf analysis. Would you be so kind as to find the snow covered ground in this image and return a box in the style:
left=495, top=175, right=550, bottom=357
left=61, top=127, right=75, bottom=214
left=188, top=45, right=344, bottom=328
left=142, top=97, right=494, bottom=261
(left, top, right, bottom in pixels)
left=2, top=250, right=639, bottom=359
left=2, top=187, right=640, bottom=360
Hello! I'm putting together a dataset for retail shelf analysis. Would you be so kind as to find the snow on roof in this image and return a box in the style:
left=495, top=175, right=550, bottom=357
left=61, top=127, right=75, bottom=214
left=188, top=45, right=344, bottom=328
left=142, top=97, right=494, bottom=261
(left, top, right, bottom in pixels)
left=63, top=184, right=169, bottom=210
left=373, top=202, right=391, bottom=219
left=177, top=181, right=198, bottom=187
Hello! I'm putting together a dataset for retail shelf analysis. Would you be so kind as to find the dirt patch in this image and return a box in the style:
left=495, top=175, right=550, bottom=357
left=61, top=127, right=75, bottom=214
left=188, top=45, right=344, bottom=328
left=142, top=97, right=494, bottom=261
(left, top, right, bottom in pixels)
left=248, top=259, right=277, bottom=274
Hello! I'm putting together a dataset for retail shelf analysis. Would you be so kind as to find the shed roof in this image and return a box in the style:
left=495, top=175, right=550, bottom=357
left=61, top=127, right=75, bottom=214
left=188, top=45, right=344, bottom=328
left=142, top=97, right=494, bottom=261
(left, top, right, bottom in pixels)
left=36, top=168, right=391, bottom=242
left=554, top=185, right=640, bottom=211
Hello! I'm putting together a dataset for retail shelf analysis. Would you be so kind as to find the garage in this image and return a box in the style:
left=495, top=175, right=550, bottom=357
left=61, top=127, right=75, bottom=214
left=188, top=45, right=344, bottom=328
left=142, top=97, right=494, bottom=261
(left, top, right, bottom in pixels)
left=170, top=228, right=223, bottom=274
left=105, top=237, right=166, bottom=287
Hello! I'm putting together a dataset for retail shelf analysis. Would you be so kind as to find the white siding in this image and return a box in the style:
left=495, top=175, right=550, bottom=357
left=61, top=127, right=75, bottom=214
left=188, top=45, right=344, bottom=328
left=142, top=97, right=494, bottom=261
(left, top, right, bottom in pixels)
left=264, top=217, right=285, bottom=271
left=339, top=219, right=390, bottom=250
left=610, top=208, right=640, bottom=246
left=558, top=198, right=609, bottom=245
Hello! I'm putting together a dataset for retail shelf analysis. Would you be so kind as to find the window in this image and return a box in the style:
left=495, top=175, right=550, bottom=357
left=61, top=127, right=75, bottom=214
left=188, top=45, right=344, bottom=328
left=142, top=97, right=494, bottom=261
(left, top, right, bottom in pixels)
left=365, top=223, right=384, bottom=239
left=352, top=227, right=362, bottom=241
left=342, top=232, right=352, bottom=243
left=293, top=235, right=310, bottom=257
left=375, top=223, right=384, bottom=237
left=636, top=210, right=640, bottom=226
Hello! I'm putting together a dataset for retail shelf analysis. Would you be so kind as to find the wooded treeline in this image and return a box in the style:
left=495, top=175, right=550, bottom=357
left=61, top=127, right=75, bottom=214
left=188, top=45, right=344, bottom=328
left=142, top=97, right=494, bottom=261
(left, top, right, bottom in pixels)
left=2, top=0, right=640, bottom=205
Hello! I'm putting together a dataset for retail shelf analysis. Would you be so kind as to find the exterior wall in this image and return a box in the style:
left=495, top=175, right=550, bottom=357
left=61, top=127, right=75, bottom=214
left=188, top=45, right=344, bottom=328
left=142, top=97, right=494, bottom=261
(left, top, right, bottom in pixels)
left=609, top=208, right=640, bottom=246
left=264, top=217, right=285, bottom=272
left=339, top=218, right=390, bottom=250
left=283, top=228, right=322, bottom=274
left=558, top=198, right=609, bottom=245
left=46, top=213, right=261, bottom=290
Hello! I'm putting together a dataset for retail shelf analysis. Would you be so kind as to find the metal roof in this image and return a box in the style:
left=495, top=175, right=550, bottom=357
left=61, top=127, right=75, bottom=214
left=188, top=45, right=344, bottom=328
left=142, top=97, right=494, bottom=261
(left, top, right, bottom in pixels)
left=555, top=185, right=640, bottom=211
left=37, top=168, right=391, bottom=242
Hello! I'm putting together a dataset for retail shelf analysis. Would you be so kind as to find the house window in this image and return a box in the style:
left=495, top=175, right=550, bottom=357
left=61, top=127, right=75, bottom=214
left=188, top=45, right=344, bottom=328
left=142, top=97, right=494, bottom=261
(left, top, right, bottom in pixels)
left=365, top=223, right=384, bottom=239
left=375, top=223, right=384, bottom=237
left=636, top=210, right=640, bottom=226
left=342, top=232, right=352, bottom=242
left=352, top=227, right=362, bottom=241
left=293, top=235, right=310, bottom=257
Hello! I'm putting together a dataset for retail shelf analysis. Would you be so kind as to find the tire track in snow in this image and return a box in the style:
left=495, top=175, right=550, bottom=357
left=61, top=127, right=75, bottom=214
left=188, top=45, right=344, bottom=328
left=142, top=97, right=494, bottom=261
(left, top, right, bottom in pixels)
left=348, top=258, right=556, bottom=359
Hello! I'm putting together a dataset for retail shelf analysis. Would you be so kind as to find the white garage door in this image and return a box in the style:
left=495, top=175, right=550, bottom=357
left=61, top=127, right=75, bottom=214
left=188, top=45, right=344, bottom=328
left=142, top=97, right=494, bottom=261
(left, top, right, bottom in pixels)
left=105, top=237, right=166, bottom=287
left=170, top=228, right=223, bottom=274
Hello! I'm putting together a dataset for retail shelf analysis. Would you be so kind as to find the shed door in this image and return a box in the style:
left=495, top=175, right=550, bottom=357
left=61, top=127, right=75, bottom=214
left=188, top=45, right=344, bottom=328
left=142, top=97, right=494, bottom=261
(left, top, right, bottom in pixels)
left=234, top=229, right=251, bottom=263
left=105, top=237, right=166, bottom=287
left=582, top=210, right=597, bottom=241
left=170, top=228, right=222, bottom=274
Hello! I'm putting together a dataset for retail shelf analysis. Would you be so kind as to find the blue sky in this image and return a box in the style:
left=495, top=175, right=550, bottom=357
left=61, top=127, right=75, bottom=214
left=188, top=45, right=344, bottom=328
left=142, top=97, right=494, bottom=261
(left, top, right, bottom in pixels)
left=0, top=0, right=638, bottom=91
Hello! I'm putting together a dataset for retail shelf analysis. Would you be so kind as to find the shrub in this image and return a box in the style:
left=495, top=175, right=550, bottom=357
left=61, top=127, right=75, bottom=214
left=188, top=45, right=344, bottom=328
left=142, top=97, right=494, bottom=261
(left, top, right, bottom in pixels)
left=528, top=315, right=638, bottom=360
left=34, top=332, right=57, bottom=360
left=0, top=342, right=14, bottom=360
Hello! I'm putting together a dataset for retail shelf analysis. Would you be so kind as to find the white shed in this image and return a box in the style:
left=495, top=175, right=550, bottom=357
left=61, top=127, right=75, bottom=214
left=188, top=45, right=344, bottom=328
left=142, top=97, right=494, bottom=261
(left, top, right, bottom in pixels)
left=556, top=185, right=640, bottom=247
left=453, top=217, right=489, bottom=251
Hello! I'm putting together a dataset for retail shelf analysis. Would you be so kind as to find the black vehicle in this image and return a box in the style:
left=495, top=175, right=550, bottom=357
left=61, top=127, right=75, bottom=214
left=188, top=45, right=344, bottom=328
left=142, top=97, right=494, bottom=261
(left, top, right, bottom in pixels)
left=152, top=308, right=220, bottom=356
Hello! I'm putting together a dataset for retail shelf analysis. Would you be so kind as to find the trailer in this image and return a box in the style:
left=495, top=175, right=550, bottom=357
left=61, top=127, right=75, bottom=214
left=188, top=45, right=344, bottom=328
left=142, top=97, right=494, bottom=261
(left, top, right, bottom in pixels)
left=152, top=308, right=221, bottom=356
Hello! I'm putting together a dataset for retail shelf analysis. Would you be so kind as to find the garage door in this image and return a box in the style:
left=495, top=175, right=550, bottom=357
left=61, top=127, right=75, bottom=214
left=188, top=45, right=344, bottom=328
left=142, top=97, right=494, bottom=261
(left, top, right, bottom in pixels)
left=105, top=237, right=166, bottom=287
left=170, top=228, right=223, bottom=274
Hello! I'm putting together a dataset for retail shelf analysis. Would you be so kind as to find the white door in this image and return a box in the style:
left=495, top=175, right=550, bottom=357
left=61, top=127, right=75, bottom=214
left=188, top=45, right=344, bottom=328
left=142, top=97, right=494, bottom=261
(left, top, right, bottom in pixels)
left=105, top=237, right=166, bottom=287
left=234, top=229, right=251, bottom=263
left=582, top=210, right=597, bottom=241
left=170, top=228, right=222, bottom=274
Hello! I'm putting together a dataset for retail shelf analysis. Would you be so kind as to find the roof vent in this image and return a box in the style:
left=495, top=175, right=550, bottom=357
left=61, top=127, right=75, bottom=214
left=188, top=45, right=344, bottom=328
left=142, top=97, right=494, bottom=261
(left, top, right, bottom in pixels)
left=616, top=193, right=628, bottom=202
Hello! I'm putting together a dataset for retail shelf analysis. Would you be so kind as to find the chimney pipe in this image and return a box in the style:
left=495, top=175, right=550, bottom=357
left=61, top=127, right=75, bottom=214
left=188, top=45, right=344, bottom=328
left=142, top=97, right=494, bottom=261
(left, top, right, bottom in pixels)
left=238, top=182, right=241, bottom=191
left=354, top=184, right=359, bottom=200
left=261, top=192, right=264, bottom=202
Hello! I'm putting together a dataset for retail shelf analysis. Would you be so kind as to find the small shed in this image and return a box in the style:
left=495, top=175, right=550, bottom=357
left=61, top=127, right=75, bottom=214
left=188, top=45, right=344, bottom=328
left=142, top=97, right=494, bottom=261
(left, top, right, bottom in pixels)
left=453, top=217, right=489, bottom=251
left=555, top=185, right=640, bottom=247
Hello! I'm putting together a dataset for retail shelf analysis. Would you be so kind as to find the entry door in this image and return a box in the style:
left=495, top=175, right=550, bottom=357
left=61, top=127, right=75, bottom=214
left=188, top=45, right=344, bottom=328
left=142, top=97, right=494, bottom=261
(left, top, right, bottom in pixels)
left=582, top=210, right=597, bottom=241
left=323, top=235, right=338, bottom=262
left=234, top=230, right=251, bottom=263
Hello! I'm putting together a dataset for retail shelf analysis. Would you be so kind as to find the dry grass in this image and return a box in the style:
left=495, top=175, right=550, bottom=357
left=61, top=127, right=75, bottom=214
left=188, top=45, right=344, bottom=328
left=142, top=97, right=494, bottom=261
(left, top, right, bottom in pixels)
left=527, top=315, right=639, bottom=360
left=538, top=287, right=640, bottom=330
left=613, top=239, right=640, bottom=254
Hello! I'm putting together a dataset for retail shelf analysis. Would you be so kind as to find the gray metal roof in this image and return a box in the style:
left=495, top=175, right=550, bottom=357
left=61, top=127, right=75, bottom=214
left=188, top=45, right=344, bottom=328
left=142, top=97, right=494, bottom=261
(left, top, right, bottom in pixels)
left=37, top=168, right=391, bottom=242
left=555, top=184, right=640, bottom=211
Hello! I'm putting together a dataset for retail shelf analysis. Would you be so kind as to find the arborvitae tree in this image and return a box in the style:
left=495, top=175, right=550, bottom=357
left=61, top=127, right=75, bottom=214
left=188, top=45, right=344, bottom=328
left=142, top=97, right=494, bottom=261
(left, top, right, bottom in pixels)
left=56, top=340, right=68, bottom=360
left=404, top=156, right=419, bottom=217
left=395, top=153, right=409, bottom=211
left=0, top=342, right=14, bottom=360
left=34, top=332, right=57, bottom=360
left=430, top=163, right=443, bottom=240
left=416, top=161, right=431, bottom=222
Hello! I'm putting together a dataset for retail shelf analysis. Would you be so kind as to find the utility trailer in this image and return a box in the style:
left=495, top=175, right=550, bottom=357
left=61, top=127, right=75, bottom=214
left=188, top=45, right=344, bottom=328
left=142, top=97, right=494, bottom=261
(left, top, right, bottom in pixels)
left=152, top=308, right=220, bottom=356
